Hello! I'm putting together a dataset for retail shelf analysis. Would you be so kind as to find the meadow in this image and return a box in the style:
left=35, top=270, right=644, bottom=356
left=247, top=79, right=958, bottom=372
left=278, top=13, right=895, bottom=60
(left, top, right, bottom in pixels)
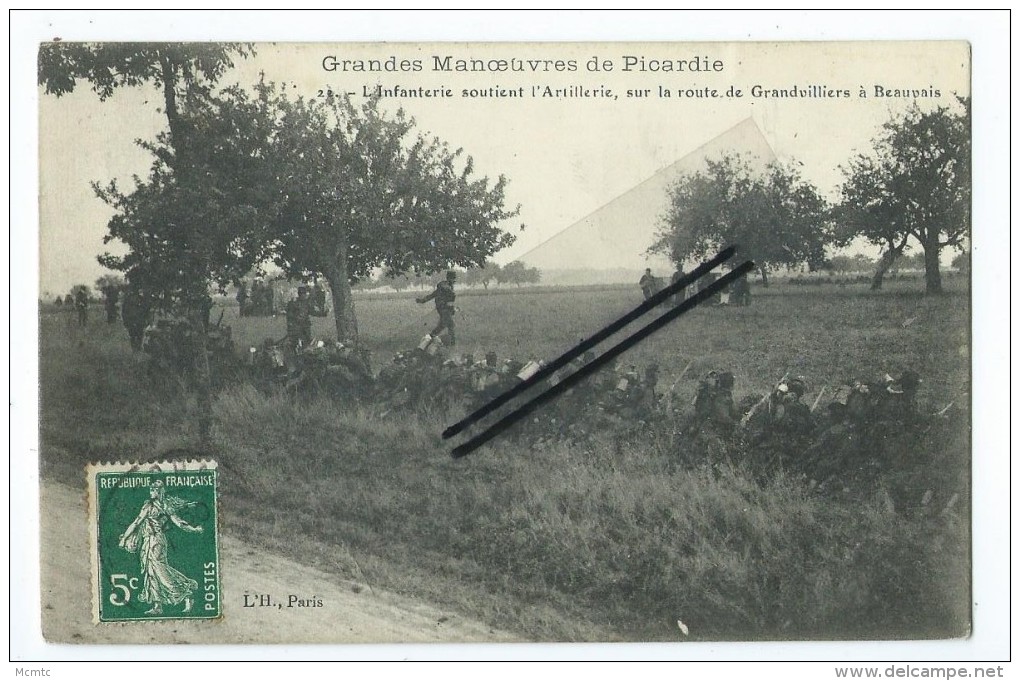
left=39, top=276, right=970, bottom=641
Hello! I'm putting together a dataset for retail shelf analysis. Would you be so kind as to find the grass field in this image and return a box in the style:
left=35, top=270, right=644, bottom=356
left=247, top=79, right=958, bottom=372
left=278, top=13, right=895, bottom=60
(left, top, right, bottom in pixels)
left=39, top=276, right=970, bottom=641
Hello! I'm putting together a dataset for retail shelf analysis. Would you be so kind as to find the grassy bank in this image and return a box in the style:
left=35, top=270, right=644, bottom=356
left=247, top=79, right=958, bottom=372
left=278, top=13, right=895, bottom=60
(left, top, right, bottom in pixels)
left=38, top=282, right=970, bottom=641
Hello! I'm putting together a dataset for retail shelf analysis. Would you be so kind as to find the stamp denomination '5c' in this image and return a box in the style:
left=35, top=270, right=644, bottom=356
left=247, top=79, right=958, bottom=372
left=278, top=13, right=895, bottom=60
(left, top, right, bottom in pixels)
left=87, top=461, right=220, bottom=622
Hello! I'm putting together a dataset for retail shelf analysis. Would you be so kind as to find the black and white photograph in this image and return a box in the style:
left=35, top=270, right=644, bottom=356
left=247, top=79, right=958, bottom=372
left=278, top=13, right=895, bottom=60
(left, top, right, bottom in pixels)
left=11, top=10, right=1011, bottom=672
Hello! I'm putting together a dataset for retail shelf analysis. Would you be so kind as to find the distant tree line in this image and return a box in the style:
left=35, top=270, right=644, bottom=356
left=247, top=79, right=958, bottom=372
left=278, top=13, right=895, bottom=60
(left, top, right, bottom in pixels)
left=350, top=260, right=540, bottom=291
left=651, top=98, right=970, bottom=294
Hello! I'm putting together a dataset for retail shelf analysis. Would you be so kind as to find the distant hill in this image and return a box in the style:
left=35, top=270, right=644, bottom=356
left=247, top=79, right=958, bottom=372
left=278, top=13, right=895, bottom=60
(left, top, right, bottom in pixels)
left=518, top=118, right=776, bottom=272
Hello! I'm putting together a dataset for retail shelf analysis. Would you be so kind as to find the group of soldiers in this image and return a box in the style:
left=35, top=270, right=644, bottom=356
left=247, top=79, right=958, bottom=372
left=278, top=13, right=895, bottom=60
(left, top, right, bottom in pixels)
left=641, top=268, right=752, bottom=306
left=672, top=367, right=955, bottom=510
left=82, top=267, right=950, bottom=510
left=54, top=288, right=92, bottom=326
left=236, top=280, right=276, bottom=317
left=237, top=280, right=329, bottom=318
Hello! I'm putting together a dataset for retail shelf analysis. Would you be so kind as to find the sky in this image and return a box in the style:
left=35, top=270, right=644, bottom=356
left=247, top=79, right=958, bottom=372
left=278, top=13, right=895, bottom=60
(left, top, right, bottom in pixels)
left=36, top=37, right=971, bottom=296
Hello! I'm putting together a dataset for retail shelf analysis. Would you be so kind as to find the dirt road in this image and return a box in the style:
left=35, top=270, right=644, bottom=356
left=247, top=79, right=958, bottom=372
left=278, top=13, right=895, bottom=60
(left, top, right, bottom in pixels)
left=40, top=479, right=518, bottom=644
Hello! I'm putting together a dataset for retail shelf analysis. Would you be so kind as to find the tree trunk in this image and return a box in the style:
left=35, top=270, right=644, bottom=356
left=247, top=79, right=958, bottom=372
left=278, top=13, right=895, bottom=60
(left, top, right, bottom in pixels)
left=323, top=262, right=359, bottom=345
left=160, top=53, right=214, bottom=449
left=870, top=238, right=908, bottom=291
left=759, top=267, right=769, bottom=288
left=923, top=240, right=944, bottom=294
left=188, top=308, right=213, bottom=446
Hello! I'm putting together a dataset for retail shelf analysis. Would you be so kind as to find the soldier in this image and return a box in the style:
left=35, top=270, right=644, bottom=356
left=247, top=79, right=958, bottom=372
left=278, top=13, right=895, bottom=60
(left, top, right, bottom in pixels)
left=121, top=285, right=153, bottom=351
left=639, top=268, right=656, bottom=300
left=236, top=282, right=249, bottom=317
left=697, top=271, right=721, bottom=305
left=311, top=280, right=327, bottom=316
left=730, top=272, right=751, bottom=306
left=73, top=287, right=89, bottom=326
left=102, top=285, right=120, bottom=323
left=777, top=378, right=814, bottom=435
left=417, top=271, right=457, bottom=347
left=877, top=370, right=921, bottom=425
left=286, top=286, right=313, bottom=350
left=191, top=292, right=214, bottom=330
left=54, top=296, right=63, bottom=307
left=670, top=267, right=687, bottom=307
left=764, top=378, right=814, bottom=461
left=692, top=370, right=739, bottom=435
left=63, top=293, right=74, bottom=307
left=254, top=338, right=288, bottom=385
left=250, top=280, right=265, bottom=316
left=682, top=370, right=740, bottom=461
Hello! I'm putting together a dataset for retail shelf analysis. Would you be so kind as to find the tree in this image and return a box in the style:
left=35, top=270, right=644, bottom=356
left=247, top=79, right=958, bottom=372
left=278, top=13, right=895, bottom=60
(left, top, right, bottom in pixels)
left=951, top=250, right=970, bottom=273
left=850, top=254, right=876, bottom=273
left=91, top=84, right=278, bottom=306
left=462, top=259, right=501, bottom=290
left=836, top=99, right=970, bottom=294
left=39, top=42, right=255, bottom=444
left=70, top=284, right=93, bottom=301
left=95, top=273, right=125, bottom=293
left=496, top=261, right=540, bottom=288
left=649, top=154, right=830, bottom=287
left=894, top=251, right=926, bottom=272
left=254, top=89, right=521, bottom=344
left=382, top=270, right=415, bottom=292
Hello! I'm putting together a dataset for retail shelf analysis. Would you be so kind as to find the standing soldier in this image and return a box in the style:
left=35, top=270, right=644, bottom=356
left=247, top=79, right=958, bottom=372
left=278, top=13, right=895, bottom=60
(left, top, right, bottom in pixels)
left=286, top=286, right=313, bottom=350
left=102, top=285, right=120, bottom=323
left=670, top=267, right=687, bottom=307
left=236, top=281, right=249, bottom=317
left=731, top=272, right=751, bottom=306
left=312, top=280, right=327, bottom=316
left=250, top=280, right=265, bottom=316
left=417, top=271, right=458, bottom=347
left=73, top=287, right=89, bottom=326
left=639, top=268, right=657, bottom=300
left=121, top=285, right=152, bottom=351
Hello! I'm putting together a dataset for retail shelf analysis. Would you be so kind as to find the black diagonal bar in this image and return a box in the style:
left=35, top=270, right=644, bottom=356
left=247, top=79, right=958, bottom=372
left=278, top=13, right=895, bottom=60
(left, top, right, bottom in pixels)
left=451, top=259, right=755, bottom=459
left=442, top=246, right=737, bottom=440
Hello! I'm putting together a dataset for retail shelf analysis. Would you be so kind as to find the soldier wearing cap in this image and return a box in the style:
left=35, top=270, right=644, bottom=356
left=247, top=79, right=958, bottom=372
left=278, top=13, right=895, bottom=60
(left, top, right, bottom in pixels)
left=102, top=285, right=120, bottom=324
left=417, top=271, right=458, bottom=347
left=670, top=267, right=687, bottom=307
left=730, top=272, right=751, bottom=306
left=769, top=377, right=813, bottom=434
left=121, top=284, right=153, bottom=352
left=639, top=268, right=657, bottom=300
left=693, top=371, right=739, bottom=435
left=878, top=370, right=921, bottom=424
left=286, top=286, right=313, bottom=350
left=73, top=287, right=89, bottom=326
left=236, top=281, right=249, bottom=317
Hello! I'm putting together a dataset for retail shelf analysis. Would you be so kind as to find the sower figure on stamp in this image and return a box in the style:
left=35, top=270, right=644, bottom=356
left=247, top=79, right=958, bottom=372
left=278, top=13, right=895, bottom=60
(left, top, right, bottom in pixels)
left=417, top=271, right=457, bottom=347
left=118, top=480, right=203, bottom=616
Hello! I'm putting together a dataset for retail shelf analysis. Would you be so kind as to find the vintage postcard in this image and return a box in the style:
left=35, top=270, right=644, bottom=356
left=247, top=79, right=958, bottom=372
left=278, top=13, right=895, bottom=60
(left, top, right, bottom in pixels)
left=35, top=39, right=980, bottom=649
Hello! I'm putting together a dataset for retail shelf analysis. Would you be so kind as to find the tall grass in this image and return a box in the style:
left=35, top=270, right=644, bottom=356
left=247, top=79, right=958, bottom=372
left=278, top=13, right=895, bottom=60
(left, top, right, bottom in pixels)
left=38, top=282, right=971, bottom=641
left=209, top=384, right=969, bottom=641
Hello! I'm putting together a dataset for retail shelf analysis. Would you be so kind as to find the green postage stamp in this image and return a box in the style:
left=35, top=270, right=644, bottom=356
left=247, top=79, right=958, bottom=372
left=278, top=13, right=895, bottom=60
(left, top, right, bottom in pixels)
left=87, top=461, right=220, bottom=622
